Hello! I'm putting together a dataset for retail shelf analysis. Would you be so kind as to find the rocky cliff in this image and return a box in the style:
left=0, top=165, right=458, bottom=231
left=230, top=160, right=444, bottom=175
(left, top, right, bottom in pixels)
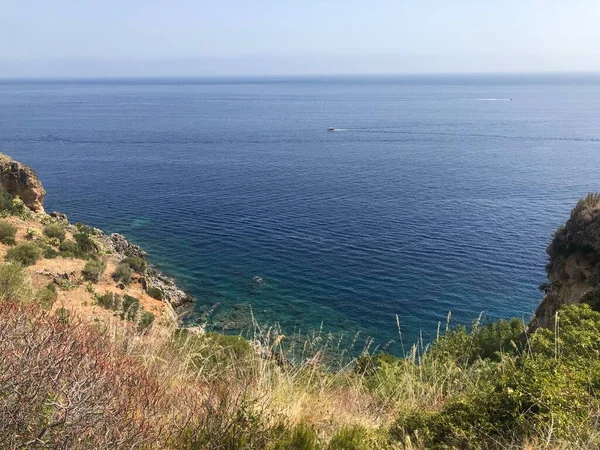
left=0, top=153, right=46, bottom=213
left=534, top=193, right=600, bottom=327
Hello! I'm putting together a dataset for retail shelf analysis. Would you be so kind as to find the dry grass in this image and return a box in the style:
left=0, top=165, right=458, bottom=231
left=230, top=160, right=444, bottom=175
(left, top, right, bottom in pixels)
left=2, top=210, right=600, bottom=448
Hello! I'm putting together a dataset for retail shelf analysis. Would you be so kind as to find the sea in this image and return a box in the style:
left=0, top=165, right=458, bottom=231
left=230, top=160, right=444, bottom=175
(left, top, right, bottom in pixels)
left=1, top=74, right=599, bottom=352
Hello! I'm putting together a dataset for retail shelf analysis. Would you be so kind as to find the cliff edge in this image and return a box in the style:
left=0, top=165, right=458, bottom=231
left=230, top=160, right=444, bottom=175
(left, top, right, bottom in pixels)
left=0, top=154, right=46, bottom=213
left=535, top=193, right=600, bottom=327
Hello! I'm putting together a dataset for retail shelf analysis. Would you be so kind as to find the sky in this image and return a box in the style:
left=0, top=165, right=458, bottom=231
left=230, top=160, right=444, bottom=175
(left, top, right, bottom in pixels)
left=1, top=0, right=600, bottom=78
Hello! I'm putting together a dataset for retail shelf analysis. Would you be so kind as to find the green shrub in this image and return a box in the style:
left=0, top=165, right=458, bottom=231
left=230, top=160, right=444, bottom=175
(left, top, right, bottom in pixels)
left=355, top=352, right=401, bottom=376
left=6, top=243, right=42, bottom=266
left=42, top=223, right=66, bottom=241
left=0, top=262, right=31, bottom=302
left=172, top=330, right=253, bottom=373
left=58, top=239, right=90, bottom=259
left=146, top=286, right=164, bottom=300
left=139, top=311, right=155, bottom=330
left=389, top=304, right=600, bottom=448
left=74, top=222, right=93, bottom=234
left=427, top=316, right=524, bottom=364
left=37, top=283, right=58, bottom=309
left=0, top=188, right=13, bottom=214
left=112, top=263, right=133, bottom=284
left=82, top=259, right=105, bottom=283
left=25, top=228, right=38, bottom=240
left=41, top=245, right=58, bottom=259
left=11, top=196, right=27, bottom=217
left=96, top=292, right=120, bottom=310
left=0, top=221, right=17, bottom=245
left=74, top=232, right=95, bottom=253
left=327, top=426, right=384, bottom=450
left=122, top=256, right=147, bottom=273
left=121, top=294, right=141, bottom=321
left=270, top=423, right=321, bottom=450
left=59, top=239, right=79, bottom=253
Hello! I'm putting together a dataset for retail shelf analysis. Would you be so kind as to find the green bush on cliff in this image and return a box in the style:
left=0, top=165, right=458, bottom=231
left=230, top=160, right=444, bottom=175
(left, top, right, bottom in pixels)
left=74, top=232, right=95, bottom=253
left=6, top=243, right=42, bottom=266
left=112, top=263, right=133, bottom=284
left=0, top=221, right=17, bottom=245
left=139, top=311, right=155, bottom=330
left=58, top=238, right=93, bottom=259
left=43, top=223, right=66, bottom=241
left=82, top=259, right=105, bottom=283
left=147, top=286, right=164, bottom=300
left=0, top=188, right=13, bottom=214
left=389, top=304, right=600, bottom=448
left=122, top=256, right=147, bottom=273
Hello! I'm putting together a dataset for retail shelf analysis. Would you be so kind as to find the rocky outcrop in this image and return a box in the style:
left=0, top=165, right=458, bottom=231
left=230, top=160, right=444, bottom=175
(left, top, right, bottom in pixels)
left=144, top=270, right=192, bottom=307
left=0, top=153, right=46, bottom=213
left=106, top=233, right=147, bottom=259
left=534, top=194, right=600, bottom=327
left=93, top=230, right=192, bottom=307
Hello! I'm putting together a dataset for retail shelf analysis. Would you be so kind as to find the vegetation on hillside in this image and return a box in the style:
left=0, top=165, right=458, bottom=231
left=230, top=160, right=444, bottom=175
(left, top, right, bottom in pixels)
left=2, top=186, right=600, bottom=448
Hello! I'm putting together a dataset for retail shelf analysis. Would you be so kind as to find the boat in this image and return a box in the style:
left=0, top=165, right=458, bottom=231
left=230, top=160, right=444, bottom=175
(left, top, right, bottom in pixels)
left=327, top=127, right=335, bottom=132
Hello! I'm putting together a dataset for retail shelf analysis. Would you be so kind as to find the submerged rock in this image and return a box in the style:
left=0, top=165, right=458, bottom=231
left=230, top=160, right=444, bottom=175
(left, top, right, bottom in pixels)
left=0, top=153, right=46, bottom=212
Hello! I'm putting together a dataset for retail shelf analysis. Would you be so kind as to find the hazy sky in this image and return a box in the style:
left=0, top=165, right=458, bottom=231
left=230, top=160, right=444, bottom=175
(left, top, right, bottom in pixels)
left=2, top=0, right=600, bottom=77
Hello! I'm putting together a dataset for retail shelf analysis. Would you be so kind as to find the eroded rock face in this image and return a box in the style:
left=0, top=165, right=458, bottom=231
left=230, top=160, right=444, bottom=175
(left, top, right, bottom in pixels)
left=534, top=194, right=600, bottom=327
left=0, top=153, right=46, bottom=213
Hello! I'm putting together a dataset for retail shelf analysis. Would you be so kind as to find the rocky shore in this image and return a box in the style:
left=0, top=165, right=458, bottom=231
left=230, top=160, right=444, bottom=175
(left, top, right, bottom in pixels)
left=0, top=152, right=193, bottom=312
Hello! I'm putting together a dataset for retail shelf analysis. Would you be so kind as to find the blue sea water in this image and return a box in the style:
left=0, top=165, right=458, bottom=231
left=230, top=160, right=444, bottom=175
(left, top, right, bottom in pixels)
left=1, top=74, right=600, bottom=351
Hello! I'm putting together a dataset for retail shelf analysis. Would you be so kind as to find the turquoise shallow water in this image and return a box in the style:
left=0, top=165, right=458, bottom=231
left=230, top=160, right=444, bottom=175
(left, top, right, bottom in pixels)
left=1, top=74, right=600, bottom=351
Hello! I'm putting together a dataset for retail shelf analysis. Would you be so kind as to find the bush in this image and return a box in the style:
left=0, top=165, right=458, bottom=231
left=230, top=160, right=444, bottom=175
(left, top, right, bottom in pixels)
left=113, top=263, right=133, bottom=284
left=74, top=232, right=95, bottom=253
left=121, top=294, right=141, bottom=321
left=426, top=316, right=524, bottom=364
left=172, top=330, right=253, bottom=373
left=42, top=245, right=58, bottom=259
left=74, top=222, right=93, bottom=234
left=82, top=259, right=105, bottom=283
left=328, top=426, right=384, bottom=450
left=147, top=286, right=164, bottom=300
left=6, top=243, right=42, bottom=266
left=59, top=239, right=79, bottom=253
left=0, top=187, right=13, bottom=214
left=0, top=262, right=31, bottom=302
left=0, top=302, right=161, bottom=448
left=122, top=256, right=147, bottom=273
left=43, top=223, right=66, bottom=241
left=389, top=304, right=600, bottom=448
left=37, top=283, right=58, bottom=309
left=25, top=228, right=38, bottom=240
left=0, top=221, right=17, bottom=245
left=58, top=239, right=90, bottom=259
left=96, top=292, right=120, bottom=310
left=270, top=423, right=321, bottom=450
left=139, top=311, right=155, bottom=330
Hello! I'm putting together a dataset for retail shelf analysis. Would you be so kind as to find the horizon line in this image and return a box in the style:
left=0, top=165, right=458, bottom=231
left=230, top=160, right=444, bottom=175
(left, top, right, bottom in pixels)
left=1, top=70, right=600, bottom=82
